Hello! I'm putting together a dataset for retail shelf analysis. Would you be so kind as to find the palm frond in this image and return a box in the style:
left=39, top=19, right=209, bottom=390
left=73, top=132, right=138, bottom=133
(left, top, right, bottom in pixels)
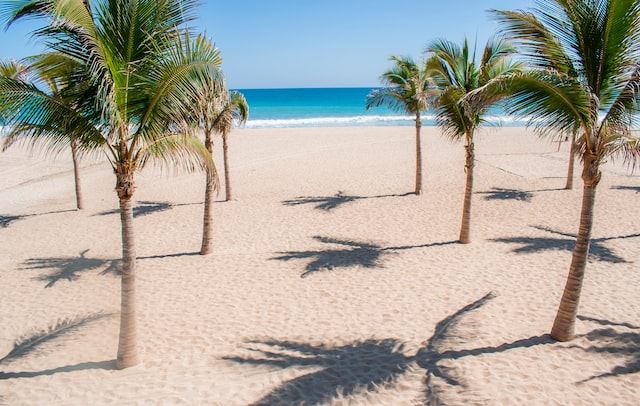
left=502, top=70, right=591, bottom=136
left=366, top=55, right=431, bottom=115
left=602, top=131, right=640, bottom=171
left=427, top=36, right=522, bottom=140
left=0, top=0, right=54, bottom=28
left=491, top=8, right=576, bottom=75
left=0, top=76, right=103, bottom=153
left=135, top=131, right=218, bottom=188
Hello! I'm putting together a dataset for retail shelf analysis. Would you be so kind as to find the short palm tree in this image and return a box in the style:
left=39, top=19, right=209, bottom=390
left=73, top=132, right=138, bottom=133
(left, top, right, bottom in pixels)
left=1, top=0, right=223, bottom=368
left=426, top=37, right=523, bottom=243
left=1, top=53, right=90, bottom=209
left=366, top=56, right=433, bottom=195
left=494, top=0, right=640, bottom=341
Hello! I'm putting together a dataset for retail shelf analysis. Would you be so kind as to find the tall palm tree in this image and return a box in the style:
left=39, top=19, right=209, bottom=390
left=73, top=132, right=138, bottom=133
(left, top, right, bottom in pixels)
left=1, top=53, right=89, bottom=209
left=366, top=56, right=433, bottom=195
left=1, top=0, right=223, bottom=368
left=191, top=78, right=248, bottom=254
left=426, top=37, right=523, bottom=243
left=197, top=88, right=248, bottom=254
left=494, top=0, right=640, bottom=341
left=217, top=90, right=248, bottom=203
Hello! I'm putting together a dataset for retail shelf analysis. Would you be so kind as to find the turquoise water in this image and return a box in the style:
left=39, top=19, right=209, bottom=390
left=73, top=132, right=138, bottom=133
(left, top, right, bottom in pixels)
left=236, top=87, right=523, bottom=128
left=238, top=87, right=414, bottom=128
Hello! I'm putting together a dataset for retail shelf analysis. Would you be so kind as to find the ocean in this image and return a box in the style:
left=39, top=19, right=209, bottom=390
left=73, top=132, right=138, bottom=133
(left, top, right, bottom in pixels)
left=235, top=87, right=524, bottom=129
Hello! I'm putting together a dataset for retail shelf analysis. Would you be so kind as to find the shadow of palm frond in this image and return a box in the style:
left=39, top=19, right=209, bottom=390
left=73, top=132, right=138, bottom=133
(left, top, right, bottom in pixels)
left=225, top=292, right=556, bottom=405
left=0, top=215, right=23, bottom=228
left=573, top=326, right=640, bottom=382
left=95, top=200, right=173, bottom=218
left=0, top=313, right=114, bottom=366
left=577, top=315, right=640, bottom=330
left=492, top=226, right=640, bottom=263
left=271, top=236, right=457, bottom=278
left=611, top=185, right=640, bottom=193
left=282, top=191, right=413, bottom=212
left=23, top=249, right=119, bottom=287
left=477, top=187, right=534, bottom=202
left=0, top=360, right=115, bottom=380
left=1, top=209, right=77, bottom=228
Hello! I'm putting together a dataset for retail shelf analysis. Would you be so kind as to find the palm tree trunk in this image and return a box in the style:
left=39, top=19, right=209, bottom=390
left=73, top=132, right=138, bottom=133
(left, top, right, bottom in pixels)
left=550, top=152, right=601, bottom=341
left=223, top=130, right=232, bottom=201
left=414, top=113, right=423, bottom=195
left=200, top=136, right=214, bottom=255
left=459, top=139, right=474, bottom=244
left=70, top=139, right=84, bottom=210
left=115, top=168, right=139, bottom=369
left=565, top=130, right=577, bottom=190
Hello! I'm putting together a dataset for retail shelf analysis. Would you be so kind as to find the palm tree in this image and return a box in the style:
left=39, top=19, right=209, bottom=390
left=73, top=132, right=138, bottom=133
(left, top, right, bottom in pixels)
left=218, top=90, right=249, bottom=203
left=366, top=56, right=433, bottom=195
left=426, top=37, right=523, bottom=243
left=1, top=53, right=89, bottom=209
left=200, top=89, right=248, bottom=254
left=494, top=0, right=640, bottom=341
left=1, top=0, right=223, bottom=368
left=188, top=71, right=248, bottom=254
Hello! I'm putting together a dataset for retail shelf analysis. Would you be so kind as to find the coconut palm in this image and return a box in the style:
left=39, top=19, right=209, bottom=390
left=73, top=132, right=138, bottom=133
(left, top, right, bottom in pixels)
left=494, top=0, right=640, bottom=341
left=366, top=56, right=433, bottom=195
left=1, top=0, right=223, bottom=368
left=218, top=90, right=248, bottom=203
left=1, top=53, right=90, bottom=209
left=426, top=37, right=523, bottom=243
left=191, top=80, right=248, bottom=254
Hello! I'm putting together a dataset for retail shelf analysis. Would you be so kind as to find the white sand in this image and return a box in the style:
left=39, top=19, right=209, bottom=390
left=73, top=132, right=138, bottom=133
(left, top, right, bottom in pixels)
left=1, top=126, right=639, bottom=405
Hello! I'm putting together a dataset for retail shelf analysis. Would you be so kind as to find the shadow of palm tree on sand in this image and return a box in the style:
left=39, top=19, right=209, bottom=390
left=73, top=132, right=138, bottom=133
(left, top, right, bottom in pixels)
left=271, top=236, right=457, bottom=278
left=23, top=248, right=204, bottom=288
left=0, top=312, right=115, bottom=378
left=477, top=187, right=534, bottom=202
left=611, top=185, right=640, bottom=194
left=282, top=191, right=413, bottom=212
left=1, top=209, right=77, bottom=228
left=225, top=293, right=557, bottom=405
left=572, top=316, right=640, bottom=382
left=492, top=225, right=640, bottom=263
left=95, top=200, right=173, bottom=218
left=22, top=249, right=121, bottom=287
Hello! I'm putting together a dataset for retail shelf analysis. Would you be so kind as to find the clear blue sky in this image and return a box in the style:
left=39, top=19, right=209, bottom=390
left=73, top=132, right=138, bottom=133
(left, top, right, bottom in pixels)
left=0, top=0, right=534, bottom=89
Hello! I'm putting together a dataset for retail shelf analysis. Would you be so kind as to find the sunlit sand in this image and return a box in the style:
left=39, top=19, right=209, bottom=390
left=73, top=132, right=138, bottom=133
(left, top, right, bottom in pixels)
left=1, top=126, right=639, bottom=404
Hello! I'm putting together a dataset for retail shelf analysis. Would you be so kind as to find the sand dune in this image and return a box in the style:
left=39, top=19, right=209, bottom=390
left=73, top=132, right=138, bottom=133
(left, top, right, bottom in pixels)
left=1, top=126, right=639, bottom=405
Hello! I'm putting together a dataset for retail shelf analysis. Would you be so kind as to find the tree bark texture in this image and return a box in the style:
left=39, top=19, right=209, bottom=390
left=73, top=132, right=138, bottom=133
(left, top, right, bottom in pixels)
left=71, top=139, right=84, bottom=210
left=223, top=131, right=232, bottom=201
left=459, top=141, right=474, bottom=244
left=200, top=138, right=215, bottom=255
left=565, top=130, right=577, bottom=190
left=115, top=168, right=139, bottom=369
left=414, top=115, right=423, bottom=196
left=550, top=152, right=601, bottom=341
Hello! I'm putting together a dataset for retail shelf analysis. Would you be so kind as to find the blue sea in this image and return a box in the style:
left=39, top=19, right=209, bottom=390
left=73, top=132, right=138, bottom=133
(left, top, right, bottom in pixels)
left=236, top=87, right=523, bottom=128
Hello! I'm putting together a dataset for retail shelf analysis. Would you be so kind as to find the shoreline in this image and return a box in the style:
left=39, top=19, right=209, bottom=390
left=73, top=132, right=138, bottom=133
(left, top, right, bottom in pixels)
left=1, top=126, right=639, bottom=404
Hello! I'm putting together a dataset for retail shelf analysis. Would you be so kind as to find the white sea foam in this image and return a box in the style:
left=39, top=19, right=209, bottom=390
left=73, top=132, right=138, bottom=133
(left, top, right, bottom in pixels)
left=245, top=115, right=420, bottom=128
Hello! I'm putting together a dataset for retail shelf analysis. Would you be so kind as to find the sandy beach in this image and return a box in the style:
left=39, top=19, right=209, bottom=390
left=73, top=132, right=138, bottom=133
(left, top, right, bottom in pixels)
left=1, top=126, right=639, bottom=405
